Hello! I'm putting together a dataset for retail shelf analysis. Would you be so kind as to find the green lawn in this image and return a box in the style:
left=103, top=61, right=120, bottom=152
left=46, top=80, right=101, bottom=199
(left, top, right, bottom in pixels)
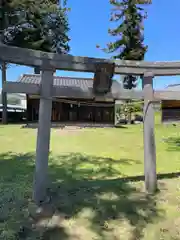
left=0, top=119, right=180, bottom=239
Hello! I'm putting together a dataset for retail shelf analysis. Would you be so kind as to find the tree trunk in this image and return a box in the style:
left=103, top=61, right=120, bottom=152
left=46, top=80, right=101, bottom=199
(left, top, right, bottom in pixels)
left=34, top=66, right=41, bottom=74
left=127, top=111, right=131, bottom=124
left=1, top=62, right=7, bottom=124
left=127, top=100, right=132, bottom=124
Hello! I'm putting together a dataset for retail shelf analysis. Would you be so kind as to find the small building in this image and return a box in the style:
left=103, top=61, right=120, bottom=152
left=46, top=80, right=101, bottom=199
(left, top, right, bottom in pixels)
left=19, top=74, right=123, bottom=124
left=0, top=89, right=27, bottom=122
left=0, top=104, right=26, bottom=122
left=161, top=84, right=180, bottom=123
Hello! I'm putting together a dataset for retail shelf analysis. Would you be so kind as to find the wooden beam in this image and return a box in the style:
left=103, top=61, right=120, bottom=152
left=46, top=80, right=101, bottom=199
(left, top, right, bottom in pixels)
left=114, top=90, right=180, bottom=101
left=1, top=44, right=180, bottom=75
left=0, top=43, right=97, bottom=72
left=3, top=79, right=180, bottom=102
left=2, top=81, right=143, bottom=99
left=33, top=70, right=54, bottom=204
left=115, top=67, right=180, bottom=76
left=3, top=81, right=180, bottom=101
left=143, top=72, right=157, bottom=193
left=3, top=82, right=40, bottom=94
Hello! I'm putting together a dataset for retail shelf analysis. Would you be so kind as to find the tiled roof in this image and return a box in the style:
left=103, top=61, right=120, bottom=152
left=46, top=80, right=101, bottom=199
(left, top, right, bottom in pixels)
left=18, top=74, right=122, bottom=99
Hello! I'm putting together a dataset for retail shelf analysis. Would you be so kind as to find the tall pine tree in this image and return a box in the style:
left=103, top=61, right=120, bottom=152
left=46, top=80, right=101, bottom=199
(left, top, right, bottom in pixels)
left=102, top=0, right=149, bottom=89
left=97, top=0, right=150, bottom=123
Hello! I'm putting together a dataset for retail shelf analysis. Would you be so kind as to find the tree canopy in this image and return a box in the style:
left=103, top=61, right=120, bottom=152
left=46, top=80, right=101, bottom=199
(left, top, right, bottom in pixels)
left=0, top=0, right=70, bottom=54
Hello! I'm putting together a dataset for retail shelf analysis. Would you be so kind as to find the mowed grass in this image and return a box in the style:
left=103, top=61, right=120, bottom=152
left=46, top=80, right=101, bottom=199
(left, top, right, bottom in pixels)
left=0, top=116, right=180, bottom=239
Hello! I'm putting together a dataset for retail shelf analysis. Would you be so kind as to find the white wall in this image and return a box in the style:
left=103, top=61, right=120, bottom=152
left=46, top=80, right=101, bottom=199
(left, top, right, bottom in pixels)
left=0, top=89, right=27, bottom=108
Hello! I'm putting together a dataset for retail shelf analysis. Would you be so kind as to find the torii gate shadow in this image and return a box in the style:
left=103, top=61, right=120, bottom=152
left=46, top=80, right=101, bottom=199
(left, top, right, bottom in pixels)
left=0, top=151, right=177, bottom=239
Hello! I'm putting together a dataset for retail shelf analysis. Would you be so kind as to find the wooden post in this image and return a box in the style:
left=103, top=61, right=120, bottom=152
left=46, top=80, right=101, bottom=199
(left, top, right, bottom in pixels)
left=33, top=69, right=53, bottom=204
left=143, top=72, right=157, bottom=193
left=34, top=66, right=41, bottom=74
left=1, top=0, right=9, bottom=124
left=1, top=61, right=7, bottom=124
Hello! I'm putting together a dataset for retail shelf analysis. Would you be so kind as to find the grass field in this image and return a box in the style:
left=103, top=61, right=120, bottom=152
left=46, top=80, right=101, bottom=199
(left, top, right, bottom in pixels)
left=0, top=117, right=180, bottom=239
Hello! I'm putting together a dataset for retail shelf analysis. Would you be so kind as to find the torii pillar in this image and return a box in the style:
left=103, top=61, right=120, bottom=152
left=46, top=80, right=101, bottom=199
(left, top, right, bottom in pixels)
left=143, top=72, right=157, bottom=193
left=33, top=69, right=54, bottom=204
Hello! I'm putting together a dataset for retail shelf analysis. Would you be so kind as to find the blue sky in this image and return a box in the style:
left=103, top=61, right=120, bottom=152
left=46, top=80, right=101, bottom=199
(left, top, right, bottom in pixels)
left=1, top=0, right=180, bottom=89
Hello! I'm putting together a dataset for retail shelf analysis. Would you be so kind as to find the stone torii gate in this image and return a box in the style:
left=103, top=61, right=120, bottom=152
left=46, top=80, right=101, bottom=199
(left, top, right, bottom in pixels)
left=1, top=43, right=180, bottom=204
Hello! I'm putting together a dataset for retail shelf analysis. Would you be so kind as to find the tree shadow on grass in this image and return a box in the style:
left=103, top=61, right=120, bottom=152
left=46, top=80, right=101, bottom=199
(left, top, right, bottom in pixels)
left=0, top=152, right=164, bottom=240
left=164, top=136, right=180, bottom=151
